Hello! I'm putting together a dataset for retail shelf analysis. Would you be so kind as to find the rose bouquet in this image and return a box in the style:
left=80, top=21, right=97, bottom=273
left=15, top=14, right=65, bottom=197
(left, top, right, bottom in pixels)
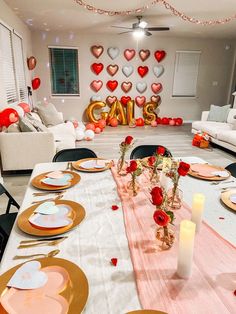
left=126, top=160, right=142, bottom=196
left=151, top=186, right=175, bottom=249
left=117, top=135, right=134, bottom=174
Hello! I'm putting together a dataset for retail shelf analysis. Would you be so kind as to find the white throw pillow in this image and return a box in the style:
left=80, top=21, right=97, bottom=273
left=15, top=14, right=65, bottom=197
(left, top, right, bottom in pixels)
left=207, top=104, right=231, bottom=122
left=35, top=101, right=63, bottom=127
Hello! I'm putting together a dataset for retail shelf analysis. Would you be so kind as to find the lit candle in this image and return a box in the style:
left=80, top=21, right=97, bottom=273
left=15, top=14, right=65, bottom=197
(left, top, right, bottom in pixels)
left=191, top=193, right=205, bottom=232
left=177, top=220, right=196, bottom=279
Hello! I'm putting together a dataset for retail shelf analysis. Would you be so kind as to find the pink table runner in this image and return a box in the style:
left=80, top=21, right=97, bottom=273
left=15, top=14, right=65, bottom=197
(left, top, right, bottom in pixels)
left=111, top=166, right=236, bottom=314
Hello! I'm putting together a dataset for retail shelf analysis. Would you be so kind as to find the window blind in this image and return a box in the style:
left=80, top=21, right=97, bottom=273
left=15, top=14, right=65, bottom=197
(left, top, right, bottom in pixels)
left=0, top=23, right=18, bottom=104
left=172, top=51, right=201, bottom=97
left=49, top=47, right=79, bottom=96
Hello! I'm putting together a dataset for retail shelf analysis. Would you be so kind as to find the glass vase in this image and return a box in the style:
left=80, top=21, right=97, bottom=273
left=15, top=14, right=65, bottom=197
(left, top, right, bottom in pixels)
left=167, top=187, right=183, bottom=210
left=156, top=225, right=175, bottom=250
left=127, top=175, right=139, bottom=196
left=117, top=156, right=127, bottom=176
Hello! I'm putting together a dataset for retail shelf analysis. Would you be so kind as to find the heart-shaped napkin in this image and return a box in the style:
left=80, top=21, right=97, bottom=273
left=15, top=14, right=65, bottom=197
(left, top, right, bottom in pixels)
left=34, top=201, right=59, bottom=215
left=7, top=261, right=48, bottom=290
left=80, top=160, right=104, bottom=169
left=29, top=205, right=72, bottom=228
left=45, top=171, right=64, bottom=179
left=230, top=194, right=236, bottom=204
left=41, top=174, right=73, bottom=187
left=211, top=171, right=229, bottom=178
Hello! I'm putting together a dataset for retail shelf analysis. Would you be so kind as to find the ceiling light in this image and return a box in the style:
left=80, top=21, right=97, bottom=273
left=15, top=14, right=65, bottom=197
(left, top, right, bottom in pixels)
left=133, top=29, right=145, bottom=38
left=139, top=21, right=147, bottom=29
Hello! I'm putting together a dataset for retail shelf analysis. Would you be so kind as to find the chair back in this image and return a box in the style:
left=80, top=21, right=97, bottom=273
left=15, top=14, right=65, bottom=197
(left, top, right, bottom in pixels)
left=53, top=148, right=97, bottom=162
left=130, top=145, right=172, bottom=159
left=0, top=184, right=20, bottom=214
left=225, top=162, right=236, bottom=178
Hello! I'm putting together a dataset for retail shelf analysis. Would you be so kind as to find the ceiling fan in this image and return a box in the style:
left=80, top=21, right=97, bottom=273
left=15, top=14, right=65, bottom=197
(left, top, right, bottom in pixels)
left=111, top=16, right=170, bottom=36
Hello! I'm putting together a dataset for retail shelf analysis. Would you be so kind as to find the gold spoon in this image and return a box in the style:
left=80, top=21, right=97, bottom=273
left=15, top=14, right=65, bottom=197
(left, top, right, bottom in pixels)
left=13, top=249, right=60, bottom=260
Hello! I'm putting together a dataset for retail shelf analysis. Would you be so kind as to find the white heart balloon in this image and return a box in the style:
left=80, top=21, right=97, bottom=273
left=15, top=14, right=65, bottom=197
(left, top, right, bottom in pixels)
left=122, top=65, right=134, bottom=77
left=136, top=82, right=147, bottom=93
left=91, top=95, right=102, bottom=102
left=153, top=65, right=164, bottom=78
left=107, top=47, right=120, bottom=60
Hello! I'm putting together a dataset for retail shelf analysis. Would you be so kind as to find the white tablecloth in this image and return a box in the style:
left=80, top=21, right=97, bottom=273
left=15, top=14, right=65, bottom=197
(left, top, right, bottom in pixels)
left=0, top=161, right=235, bottom=313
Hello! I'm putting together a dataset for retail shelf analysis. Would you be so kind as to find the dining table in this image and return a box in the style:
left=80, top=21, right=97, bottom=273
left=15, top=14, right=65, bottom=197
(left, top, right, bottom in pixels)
left=0, top=158, right=235, bottom=314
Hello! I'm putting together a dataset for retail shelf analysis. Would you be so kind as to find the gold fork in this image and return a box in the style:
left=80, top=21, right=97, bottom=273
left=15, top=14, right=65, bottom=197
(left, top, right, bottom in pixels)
left=18, top=237, right=66, bottom=249
left=31, top=194, right=63, bottom=204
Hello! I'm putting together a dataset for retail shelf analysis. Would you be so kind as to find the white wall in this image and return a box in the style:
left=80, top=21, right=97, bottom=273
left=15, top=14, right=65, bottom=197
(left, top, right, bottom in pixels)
left=31, top=31, right=235, bottom=121
left=0, top=0, right=33, bottom=109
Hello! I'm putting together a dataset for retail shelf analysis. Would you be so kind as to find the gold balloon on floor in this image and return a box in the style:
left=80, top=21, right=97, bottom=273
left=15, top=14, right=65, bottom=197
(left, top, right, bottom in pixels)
left=126, top=100, right=134, bottom=125
left=86, top=101, right=106, bottom=123
left=143, top=102, right=158, bottom=125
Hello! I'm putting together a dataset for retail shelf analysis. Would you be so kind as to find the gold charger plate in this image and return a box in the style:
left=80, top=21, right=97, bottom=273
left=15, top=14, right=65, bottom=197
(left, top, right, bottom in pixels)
left=17, top=199, right=85, bottom=236
left=221, top=188, right=236, bottom=211
left=0, top=257, right=88, bottom=314
left=127, top=310, right=167, bottom=314
left=188, top=164, right=230, bottom=181
left=31, top=171, right=81, bottom=191
left=72, top=158, right=111, bottom=173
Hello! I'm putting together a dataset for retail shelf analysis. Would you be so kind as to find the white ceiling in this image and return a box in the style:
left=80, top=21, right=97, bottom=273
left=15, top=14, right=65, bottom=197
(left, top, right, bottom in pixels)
left=4, top=0, right=236, bottom=38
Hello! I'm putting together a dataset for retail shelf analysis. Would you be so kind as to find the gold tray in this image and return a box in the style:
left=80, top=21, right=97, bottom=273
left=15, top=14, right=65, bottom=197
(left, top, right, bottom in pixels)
left=72, top=158, right=111, bottom=173
left=0, top=257, right=88, bottom=314
left=221, top=188, right=236, bottom=211
left=31, top=171, right=81, bottom=191
left=188, top=164, right=230, bottom=181
left=127, top=310, right=167, bottom=314
left=17, top=200, right=85, bottom=236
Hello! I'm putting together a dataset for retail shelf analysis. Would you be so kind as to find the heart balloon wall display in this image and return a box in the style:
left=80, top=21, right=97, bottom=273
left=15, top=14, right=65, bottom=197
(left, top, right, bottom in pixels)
left=107, top=47, right=120, bottom=60
left=32, top=77, right=41, bottom=90
left=151, top=95, right=161, bottom=105
left=151, top=83, right=163, bottom=94
left=154, top=50, right=166, bottom=62
left=27, top=56, right=37, bottom=70
left=90, top=80, right=103, bottom=92
left=106, top=80, right=118, bottom=92
left=135, top=96, right=146, bottom=108
left=107, top=64, right=119, bottom=76
left=137, top=66, right=149, bottom=78
left=106, top=96, right=117, bottom=106
left=153, top=65, right=164, bottom=78
left=91, top=45, right=104, bottom=58
left=139, top=49, right=150, bottom=62
left=90, top=95, right=102, bottom=102
left=91, top=63, right=104, bottom=75
left=136, top=82, right=147, bottom=93
left=120, top=96, right=131, bottom=106
left=124, top=49, right=135, bottom=61
left=121, top=81, right=132, bottom=93
left=122, top=65, right=134, bottom=77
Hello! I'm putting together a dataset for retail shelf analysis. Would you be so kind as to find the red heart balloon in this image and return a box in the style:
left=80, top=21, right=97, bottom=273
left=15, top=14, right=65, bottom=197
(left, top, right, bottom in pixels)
left=124, top=49, right=135, bottom=61
left=137, top=66, right=149, bottom=78
left=139, top=49, right=150, bottom=62
left=135, top=96, right=146, bottom=107
left=150, top=95, right=161, bottom=105
left=90, top=80, right=103, bottom=92
left=106, top=96, right=117, bottom=106
left=154, top=50, right=166, bottom=62
left=136, top=117, right=144, bottom=127
left=91, top=63, right=104, bottom=75
left=120, top=96, right=131, bottom=106
left=151, top=83, right=163, bottom=94
left=106, top=64, right=119, bottom=76
left=106, top=80, right=118, bottom=92
left=121, top=81, right=132, bottom=93
left=91, top=45, right=104, bottom=58
left=32, top=77, right=41, bottom=90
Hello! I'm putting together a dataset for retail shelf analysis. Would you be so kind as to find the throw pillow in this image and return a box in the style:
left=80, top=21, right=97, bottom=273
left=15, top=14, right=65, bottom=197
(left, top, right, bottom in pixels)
left=19, top=117, right=37, bottom=132
left=7, top=123, right=21, bottom=133
left=26, top=113, right=49, bottom=132
left=207, top=104, right=231, bottom=122
left=35, top=101, right=63, bottom=127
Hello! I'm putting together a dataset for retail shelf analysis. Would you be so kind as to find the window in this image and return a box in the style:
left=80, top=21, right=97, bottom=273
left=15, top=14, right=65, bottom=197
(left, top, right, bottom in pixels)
left=172, top=50, right=201, bottom=97
left=0, top=22, right=26, bottom=105
left=49, top=47, right=79, bottom=96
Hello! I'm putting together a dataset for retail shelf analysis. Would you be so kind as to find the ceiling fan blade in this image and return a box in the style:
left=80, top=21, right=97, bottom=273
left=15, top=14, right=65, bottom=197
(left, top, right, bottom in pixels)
left=111, top=26, right=133, bottom=30
left=118, top=31, right=133, bottom=35
left=145, top=31, right=152, bottom=36
left=146, top=27, right=170, bottom=31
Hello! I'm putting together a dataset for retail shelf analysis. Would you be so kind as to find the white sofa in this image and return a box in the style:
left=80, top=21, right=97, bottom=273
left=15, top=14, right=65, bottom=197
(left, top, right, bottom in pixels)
left=0, top=119, right=76, bottom=171
left=192, top=109, right=236, bottom=153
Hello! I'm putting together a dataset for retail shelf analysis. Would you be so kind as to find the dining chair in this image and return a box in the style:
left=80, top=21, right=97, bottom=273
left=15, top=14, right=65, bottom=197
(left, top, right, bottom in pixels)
left=225, top=162, right=236, bottom=178
left=52, top=148, right=97, bottom=162
left=0, top=183, right=20, bottom=260
left=130, top=145, right=172, bottom=159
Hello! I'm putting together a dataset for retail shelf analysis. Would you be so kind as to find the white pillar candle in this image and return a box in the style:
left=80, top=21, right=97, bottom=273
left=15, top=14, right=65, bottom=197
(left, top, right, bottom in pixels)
left=177, top=220, right=196, bottom=279
left=191, top=193, right=205, bottom=232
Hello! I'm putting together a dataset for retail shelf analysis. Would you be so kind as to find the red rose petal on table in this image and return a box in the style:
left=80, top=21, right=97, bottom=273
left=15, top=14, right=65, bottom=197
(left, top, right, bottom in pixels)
left=112, top=205, right=119, bottom=210
left=111, top=258, right=118, bottom=266
left=234, top=289, right=236, bottom=296
left=219, top=217, right=225, bottom=220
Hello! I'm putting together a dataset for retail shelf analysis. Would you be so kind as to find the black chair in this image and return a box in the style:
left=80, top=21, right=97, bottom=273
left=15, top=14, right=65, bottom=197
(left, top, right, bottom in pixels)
left=53, top=148, right=97, bottom=162
left=130, top=145, right=172, bottom=159
left=225, top=162, right=236, bottom=178
left=0, top=183, right=20, bottom=260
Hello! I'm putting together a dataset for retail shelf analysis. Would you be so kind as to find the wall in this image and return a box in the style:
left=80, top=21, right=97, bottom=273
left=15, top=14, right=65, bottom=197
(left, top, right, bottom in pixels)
left=32, top=30, right=235, bottom=121
left=0, top=0, right=33, bottom=108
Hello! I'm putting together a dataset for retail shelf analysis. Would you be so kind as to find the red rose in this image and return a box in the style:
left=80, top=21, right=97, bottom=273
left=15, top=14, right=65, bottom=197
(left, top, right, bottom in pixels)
left=150, top=186, right=163, bottom=206
left=153, top=210, right=170, bottom=227
left=178, top=161, right=190, bottom=176
left=148, top=156, right=156, bottom=166
left=157, top=146, right=165, bottom=156
left=150, top=186, right=163, bottom=197
left=129, top=160, right=137, bottom=172
left=125, top=136, right=133, bottom=145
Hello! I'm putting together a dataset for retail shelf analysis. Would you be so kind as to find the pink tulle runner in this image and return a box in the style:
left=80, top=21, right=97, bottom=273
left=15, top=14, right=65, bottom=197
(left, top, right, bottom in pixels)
left=111, top=166, right=236, bottom=314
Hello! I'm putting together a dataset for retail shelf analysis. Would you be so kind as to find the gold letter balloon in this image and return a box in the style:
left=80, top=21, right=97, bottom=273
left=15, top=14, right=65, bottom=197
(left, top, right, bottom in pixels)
left=143, top=102, right=158, bottom=125
left=86, top=101, right=106, bottom=123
